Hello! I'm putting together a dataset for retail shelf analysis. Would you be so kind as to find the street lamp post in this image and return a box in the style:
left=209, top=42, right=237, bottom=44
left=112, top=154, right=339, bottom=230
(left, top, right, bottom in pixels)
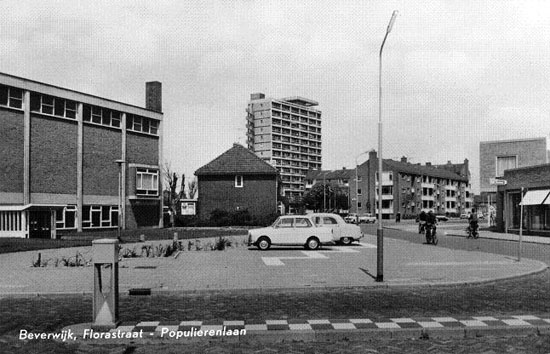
left=115, top=159, right=125, bottom=241
left=377, top=10, right=398, bottom=283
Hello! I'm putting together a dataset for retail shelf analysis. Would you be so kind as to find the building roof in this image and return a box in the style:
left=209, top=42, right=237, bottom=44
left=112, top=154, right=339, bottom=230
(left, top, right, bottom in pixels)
left=305, top=169, right=354, bottom=181
left=480, top=137, right=546, bottom=145
left=383, top=159, right=469, bottom=181
left=195, top=144, right=279, bottom=176
left=281, top=96, right=319, bottom=107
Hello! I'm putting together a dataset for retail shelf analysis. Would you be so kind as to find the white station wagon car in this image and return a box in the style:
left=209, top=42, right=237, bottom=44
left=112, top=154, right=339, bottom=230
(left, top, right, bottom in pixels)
left=310, top=213, right=364, bottom=245
left=248, top=215, right=334, bottom=250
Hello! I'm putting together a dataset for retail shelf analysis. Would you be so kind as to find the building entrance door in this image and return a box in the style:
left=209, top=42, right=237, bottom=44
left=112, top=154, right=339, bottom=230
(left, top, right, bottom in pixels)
left=29, top=211, right=51, bottom=239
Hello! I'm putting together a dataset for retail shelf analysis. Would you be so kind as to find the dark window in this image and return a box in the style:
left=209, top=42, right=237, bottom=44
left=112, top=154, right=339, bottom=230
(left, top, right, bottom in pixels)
left=65, top=100, right=76, bottom=118
left=0, top=85, right=7, bottom=105
left=83, top=105, right=91, bottom=121
left=102, top=109, right=111, bottom=126
left=54, top=98, right=65, bottom=116
left=91, top=106, right=102, bottom=124
left=65, top=210, right=75, bottom=228
left=111, top=111, right=121, bottom=127
left=41, top=95, right=54, bottom=115
left=9, top=88, right=22, bottom=108
left=101, top=206, right=110, bottom=221
left=30, top=92, right=41, bottom=111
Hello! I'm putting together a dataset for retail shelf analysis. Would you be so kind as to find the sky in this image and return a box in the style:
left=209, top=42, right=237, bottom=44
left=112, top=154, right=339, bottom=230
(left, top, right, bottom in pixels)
left=2, top=0, right=550, bottom=194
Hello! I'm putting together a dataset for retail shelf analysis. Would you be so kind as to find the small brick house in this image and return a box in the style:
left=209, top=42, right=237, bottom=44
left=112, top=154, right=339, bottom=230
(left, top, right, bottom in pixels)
left=496, top=163, right=550, bottom=235
left=195, top=144, right=280, bottom=220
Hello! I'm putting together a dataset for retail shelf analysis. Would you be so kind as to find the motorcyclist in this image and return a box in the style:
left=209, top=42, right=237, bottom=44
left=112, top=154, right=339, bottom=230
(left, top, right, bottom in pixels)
left=417, top=210, right=427, bottom=234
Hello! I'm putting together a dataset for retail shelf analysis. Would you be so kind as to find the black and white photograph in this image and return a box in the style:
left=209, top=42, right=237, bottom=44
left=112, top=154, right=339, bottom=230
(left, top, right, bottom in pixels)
left=1, top=1, right=550, bottom=353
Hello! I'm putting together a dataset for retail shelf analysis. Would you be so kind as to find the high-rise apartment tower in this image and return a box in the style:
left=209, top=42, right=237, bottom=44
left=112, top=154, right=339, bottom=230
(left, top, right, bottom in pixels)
left=246, top=93, right=322, bottom=201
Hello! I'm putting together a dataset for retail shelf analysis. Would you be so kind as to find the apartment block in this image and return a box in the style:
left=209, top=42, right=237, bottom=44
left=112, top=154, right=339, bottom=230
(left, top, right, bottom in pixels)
left=0, top=72, right=163, bottom=238
left=349, top=151, right=472, bottom=219
left=246, top=93, right=322, bottom=202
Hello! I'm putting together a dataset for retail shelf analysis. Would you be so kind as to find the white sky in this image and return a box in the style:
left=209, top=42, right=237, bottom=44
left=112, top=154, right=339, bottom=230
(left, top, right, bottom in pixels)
left=2, top=0, right=550, bottom=193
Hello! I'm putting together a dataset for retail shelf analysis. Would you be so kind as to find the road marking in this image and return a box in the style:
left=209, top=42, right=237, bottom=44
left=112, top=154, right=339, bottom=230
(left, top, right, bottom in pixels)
left=261, top=243, right=375, bottom=266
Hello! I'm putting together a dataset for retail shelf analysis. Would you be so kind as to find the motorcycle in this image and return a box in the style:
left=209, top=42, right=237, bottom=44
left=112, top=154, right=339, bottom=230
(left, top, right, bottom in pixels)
left=425, top=223, right=438, bottom=245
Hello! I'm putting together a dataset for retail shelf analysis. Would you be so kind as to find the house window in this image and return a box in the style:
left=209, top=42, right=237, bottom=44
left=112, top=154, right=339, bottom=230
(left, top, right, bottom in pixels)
left=80, top=205, right=118, bottom=229
left=0, top=85, right=23, bottom=109
left=235, top=175, right=243, bottom=188
left=136, top=169, right=159, bottom=196
left=55, top=205, right=77, bottom=229
left=496, top=156, right=517, bottom=177
left=357, top=188, right=362, bottom=195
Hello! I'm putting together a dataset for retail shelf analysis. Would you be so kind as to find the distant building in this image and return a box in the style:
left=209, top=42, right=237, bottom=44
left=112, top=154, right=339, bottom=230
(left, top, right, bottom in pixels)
left=480, top=138, right=548, bottom=206
left=304, top=168, right=354, bottom=212
left=496, top=163, right=550, bottom=235
left=195, top=144, right=280, bottom=220
left=0, top=72, right=163, bottom=238
left=246, top=93, right=322, bottom=203
left=349, top=151, right=472, bottom=218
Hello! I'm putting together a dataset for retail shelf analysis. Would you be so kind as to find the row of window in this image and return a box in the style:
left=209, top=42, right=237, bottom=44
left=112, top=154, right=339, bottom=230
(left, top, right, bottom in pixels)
left=1, top=84, right=159, bottom=135
left=55, top=205, right=119, bottom=229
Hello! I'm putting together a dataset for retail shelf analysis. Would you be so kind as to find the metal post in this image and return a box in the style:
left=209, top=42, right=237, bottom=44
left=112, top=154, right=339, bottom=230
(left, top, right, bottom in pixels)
left=376, top=10, right=398, bottom=283
left=518, top=187, right=524, bottom=262
left=115, top=160, right=125, bottom=240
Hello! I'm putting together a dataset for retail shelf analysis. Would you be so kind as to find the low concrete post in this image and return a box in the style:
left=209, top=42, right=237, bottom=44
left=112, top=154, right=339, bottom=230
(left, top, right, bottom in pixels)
left=92, top=239, right=119, bottom=330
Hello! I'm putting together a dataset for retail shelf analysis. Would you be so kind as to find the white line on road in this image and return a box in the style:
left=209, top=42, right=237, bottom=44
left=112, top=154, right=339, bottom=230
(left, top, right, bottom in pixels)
left=261, top=243, right=375, bottom=266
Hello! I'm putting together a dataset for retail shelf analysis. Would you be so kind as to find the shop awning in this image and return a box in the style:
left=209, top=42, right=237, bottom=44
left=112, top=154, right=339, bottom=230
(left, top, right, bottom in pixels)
left=520, top=190, right=550, bottom=206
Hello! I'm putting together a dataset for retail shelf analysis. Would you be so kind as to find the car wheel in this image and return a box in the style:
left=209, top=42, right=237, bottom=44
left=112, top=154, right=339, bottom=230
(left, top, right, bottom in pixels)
left=257, top=236, right=271, bottom=251
left=340, top=237, right=352, bottom=246
left=305, top=237, right=320, bottom=250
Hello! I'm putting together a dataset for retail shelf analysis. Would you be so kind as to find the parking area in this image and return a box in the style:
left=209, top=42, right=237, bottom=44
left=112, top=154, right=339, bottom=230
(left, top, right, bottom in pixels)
left=0, top=233, right=546, bottom=295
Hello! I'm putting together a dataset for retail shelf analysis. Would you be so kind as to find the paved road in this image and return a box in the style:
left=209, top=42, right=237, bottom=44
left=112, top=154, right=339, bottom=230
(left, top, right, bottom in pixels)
left=368, top=221, right=550, bottom=265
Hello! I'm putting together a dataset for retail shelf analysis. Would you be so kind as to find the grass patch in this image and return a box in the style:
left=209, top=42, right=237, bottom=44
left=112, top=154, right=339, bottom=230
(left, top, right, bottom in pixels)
left=0, top=227, right=249, bottom=254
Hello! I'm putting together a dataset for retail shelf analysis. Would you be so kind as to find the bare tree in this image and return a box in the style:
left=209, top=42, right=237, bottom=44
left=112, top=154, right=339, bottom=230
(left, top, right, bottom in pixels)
left=188, top=178, right=197, bottom=199
left=163, top=163, right=180, bottom=227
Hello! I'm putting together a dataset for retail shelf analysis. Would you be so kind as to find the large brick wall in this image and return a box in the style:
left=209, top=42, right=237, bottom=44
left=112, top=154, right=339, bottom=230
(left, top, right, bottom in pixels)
left=126, top=132, right=159, bottom=166
left=198, top=174, right=277, bottom=219
left=480, top=139, right=547, bottom=193
left=30, top=115, right=78, bottom=194
left=82, top=125, right=121, bottom=196
left=0, top=108, right=24, bottom=193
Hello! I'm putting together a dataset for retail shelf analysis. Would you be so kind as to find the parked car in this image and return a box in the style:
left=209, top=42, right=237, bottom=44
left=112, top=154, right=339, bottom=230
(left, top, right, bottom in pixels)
left=358, top=214, right=377, bottom=223
left=310, top=213, right=364, bottom=245
left=344, top=213, right=357, bottom=223
left=436, top=215, right=448, bottom=222
left=247, top=215, right=334, bottom=251
left=344, top=213, right=376, bottom=224
left=460, top=213, right=469, bottom=219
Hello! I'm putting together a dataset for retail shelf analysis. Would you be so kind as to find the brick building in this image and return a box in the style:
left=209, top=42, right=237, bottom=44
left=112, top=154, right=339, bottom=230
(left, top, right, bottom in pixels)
left=480, top=138, right=548, bottom=207
left=496, top=163, right=550, bottom=235
left=195, top=144, right=279, bottom=220
left=304, top=168, right=354, bottom=212
left=349, top=151, right=472, bottom=219
left=0, top=72, right=163, bottom=238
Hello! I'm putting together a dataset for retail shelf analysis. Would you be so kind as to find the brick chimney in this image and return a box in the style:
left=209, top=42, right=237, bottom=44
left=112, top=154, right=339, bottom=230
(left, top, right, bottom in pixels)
left=400, top=156, right=407, bottom=163
left=250, top=93, right=265, bottom=100
left=146, top=81, right=162, bottom=112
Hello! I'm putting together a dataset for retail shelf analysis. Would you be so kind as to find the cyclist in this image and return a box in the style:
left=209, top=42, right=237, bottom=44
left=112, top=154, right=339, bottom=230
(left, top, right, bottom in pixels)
left=417, top=210, right=427, bottom=234
left=468, top=208, right=479, bottom=238
left=425, top=210, right=438, bottom=244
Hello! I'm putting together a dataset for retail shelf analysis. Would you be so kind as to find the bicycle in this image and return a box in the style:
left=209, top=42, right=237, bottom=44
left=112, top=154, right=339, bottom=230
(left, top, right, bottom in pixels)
left=466, top=225, right=479, bottom=239
left=425, top=223, right=438, bottom=245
